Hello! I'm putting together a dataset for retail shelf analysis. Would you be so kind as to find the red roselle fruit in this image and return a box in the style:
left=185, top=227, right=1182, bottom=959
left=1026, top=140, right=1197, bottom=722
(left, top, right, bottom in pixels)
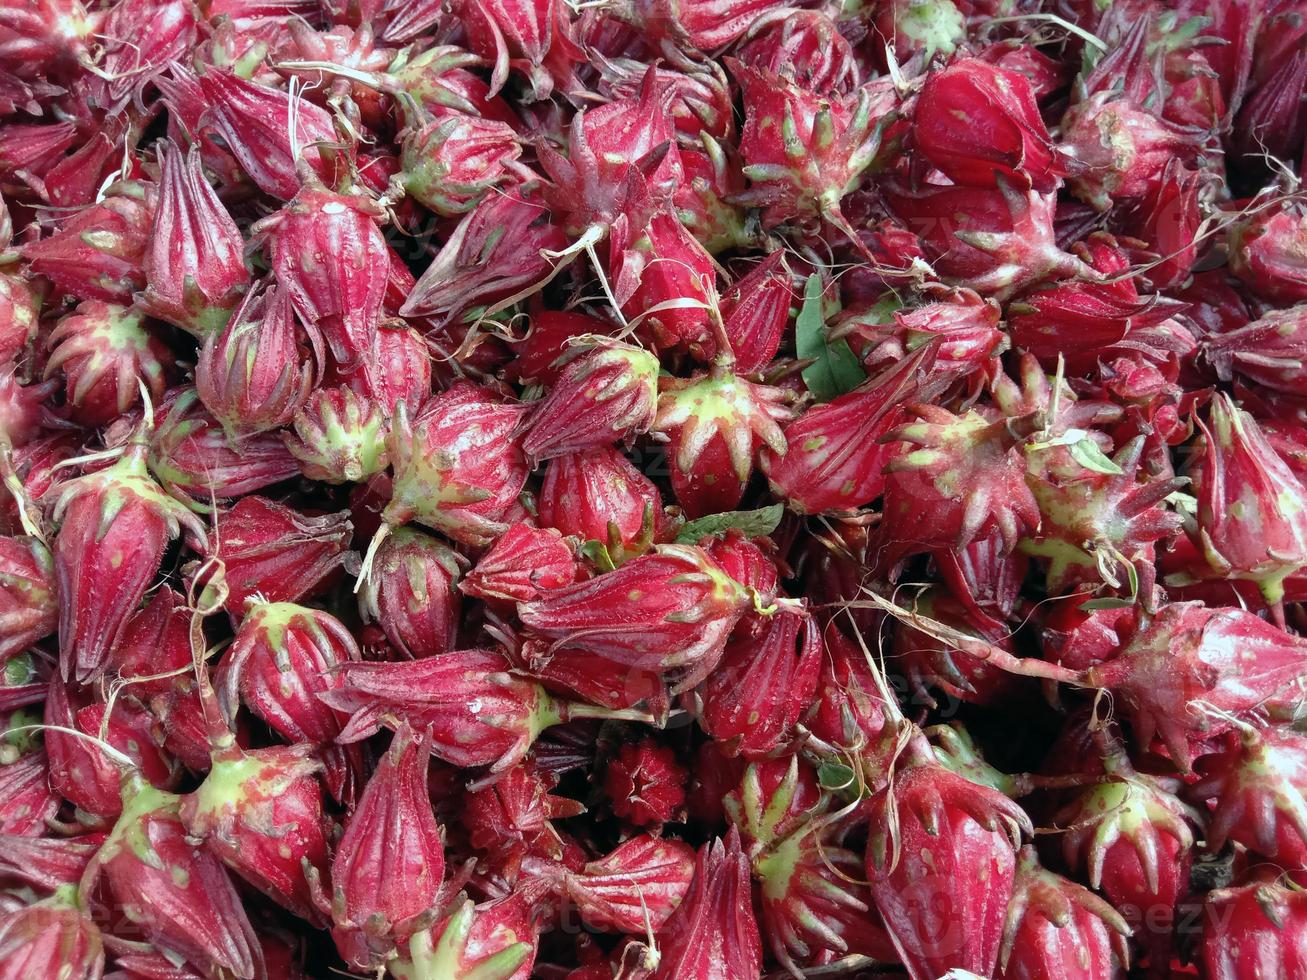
left=367, top=382, right=528, bottom=559
left=997, top=846, right=1131, bottom=980
left=1082, top=602, right=1307, bottom=770
left=1199, top=870, right=1307, bottom=980
left=139, top=140, right=250, bottom=337
left=865, top=741, right=1033, bottom=980
left=195, top=280, right=313, bottom=441
left=391, top=887, right=547, bottom=980
left=654, top=369, right=793, bottom=518
left=0, top=535, right=56, bottom=663
left=603, top=738, right=687, bottom=827
left=181, top=735, right=331, bottom=924
left=253, top=175, right=388, bottom=369
left=285, top=385, right=391, bottom=483
left=719, top=251, right=793, bottom=374
left=49, top=432, right=208, bottom=683
left=536, top=446, right=666, bottom=563
left=519, top=340, right=660, bottom=464
left=0, top=891, right=103, bottom=980
left=21, top=189, right=154, bottom=304
left=1228, top=203, right=1307, bottom=305
left=198, top=68, right=341, bottom=201
left=651, top=828, right=762, bottom=980
left=1189, top=392, right=1307, bottom=606
left=761, top=340, right=938, bottom=514
left=207, top=495, right=355, bottom=615
left=86, top=771, right=264, bottom=979
left=357, top=526, right=465, bottom=659
left=43, top=300, right=171, bottom=429
left=1205, top=304, right=1307, bottom=397
left=399, top=108, right=522, bottom=217
left=518, top=543, right=753, bottom=691
left=914, top=58, right=1066, bottom=193
left=320, top=646, right=647, bottom=771
left=1192, top=725, right=1307, bottom=867
left=558, top=833, right=696, bottom=935
left=0, top=750, right=60, bottom=836
left=310, top=724, right=445, bottom=971
left=692, top=608, right=821, bottom=757
left=460, top=522, right=577, bottom=605
left=462, top=760, right=585, bottom=875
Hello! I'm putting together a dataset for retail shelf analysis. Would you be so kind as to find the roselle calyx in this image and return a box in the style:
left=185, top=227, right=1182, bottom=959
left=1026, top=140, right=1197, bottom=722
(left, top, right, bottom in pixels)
left=49, top=431, right=208, bottom=683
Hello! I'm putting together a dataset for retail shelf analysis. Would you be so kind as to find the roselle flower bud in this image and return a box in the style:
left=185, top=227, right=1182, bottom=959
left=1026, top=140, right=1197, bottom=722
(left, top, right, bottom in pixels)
left=731, top=59, right=892, bottom=236
left=704, top=532, right=781, bottom=636
left=401, top=110, right=522, bottom=216
left=254, top=179, right=388, bottom=369
left=915, top=58, right=1065, bottom=192
left=1206, top=304, right=1307, bottom=396
left=44, top=675, right=176, bottom=818
left=401, top=188, right=567, bottom=327
left=453, top=0, right=584, bottom=100
left=139, top=141, right=249, bottom=337
left=198, top=68, right=340, bottom=201
left=717, top=252, right=793, bottom=373
left=865, top=756, right=1032, bottom=980
left=694, top=609, right=821, bottom=757
left=358, top=527, right=465, bottom=660
left=1199, top=870, right=1307, bottom=980
left=997, top=846, right=1131, bottom=979
left=521, top=341, right=660, bottom=464
left=1193, top=726, right=1307, bottom=867
left=322, top=647, right=634, bottom=771
left=0, top=535, right=55, bottom=664
left=520, top=544, right=751, bottom=691
left=537, top=447, right=665, bottom=562
left=604, top=739, right=686, bottom=827
left=88, top=773, right=263, bottom=979
left=461, top=523, right=577, bottom=604
left=313, top=724, right=444, bottom=970
left=608, top=208, right=716, bottom=354
left=378, top=382, right=529, bottom=550
left=0, top=750, right=59, bottom=835
left=49, top=435, right=208, bottom=683
left=1063, top=93, right=1199, bottom=211
left=737, top=9, right=860, bottom=96
left=562, top=834, right=696, bottom=934
left=43, top=300, right=171, bottom=428
left=22, top=188, right=153, bottom=303
left=656, top=371, right=793, bottom=517
left=209, top=495, right=355, bottom=614
left=196, top=282, right=312, bottom=441
left=761, top=342, right=938, bottom=515
left=463, top=761, right=584, bottom=875
left=0, top=891, right=103, bottom=980
left=880, top=405, right=1040, bottom=562
left=1190, top=394, right=1307, bottom=604
left=1228, top=203, right=1307, bottom=304
left=652, top=829, right=761, bottom=980
left=147, top=387, right=302, bottom=504
left=181, top=739, right=330, bottom=923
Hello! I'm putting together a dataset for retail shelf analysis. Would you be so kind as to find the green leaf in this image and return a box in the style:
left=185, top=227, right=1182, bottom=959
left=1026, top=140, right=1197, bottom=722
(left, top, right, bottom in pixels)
left=796, top=274, right=866, bottom=401
left=1078, top=597, right=1137, bottom=612
left=676, top=504, right=784, bottom=544
left=1068, top=438, right=1124, bottom=476
left=579, top=539, right=616, bottom=572
left=818, top=762, right=855, bottom=791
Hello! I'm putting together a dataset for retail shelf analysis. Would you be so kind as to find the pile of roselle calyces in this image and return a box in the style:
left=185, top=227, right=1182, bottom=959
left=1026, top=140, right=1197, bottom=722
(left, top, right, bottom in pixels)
left=5, top=0, right=1307, bottom=978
